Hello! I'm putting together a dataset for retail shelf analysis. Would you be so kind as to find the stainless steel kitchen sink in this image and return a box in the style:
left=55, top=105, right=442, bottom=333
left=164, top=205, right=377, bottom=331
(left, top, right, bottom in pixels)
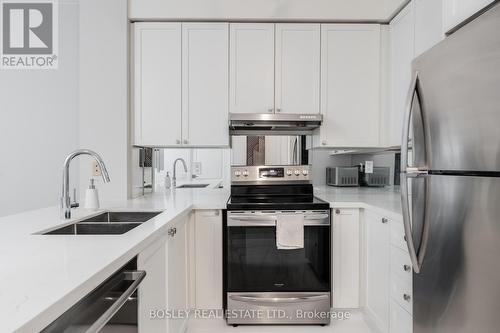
left=80, top=211, right=162, bottom=223
left=176, top=183, right=210, bottom=188
left=43, top=222, right=142, bottom=235
left=42, top=211, right=162, bottom=235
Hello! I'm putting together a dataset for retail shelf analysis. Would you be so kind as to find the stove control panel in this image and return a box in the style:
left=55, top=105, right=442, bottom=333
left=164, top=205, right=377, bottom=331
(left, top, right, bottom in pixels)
left=231, top=165, right=311, bottom=183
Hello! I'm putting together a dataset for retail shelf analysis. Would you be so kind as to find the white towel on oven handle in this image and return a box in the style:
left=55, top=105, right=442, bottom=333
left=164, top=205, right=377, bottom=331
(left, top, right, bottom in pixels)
left=276, top=214, right=304, bottom=250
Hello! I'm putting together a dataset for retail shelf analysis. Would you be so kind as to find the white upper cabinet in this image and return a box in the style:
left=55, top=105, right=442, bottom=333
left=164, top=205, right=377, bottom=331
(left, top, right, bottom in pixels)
left=414, top=0, right=444, bottom=57
left=275, top=24, right=320, bottom=114
left=229, top=23, right=275, bottom=114
left=133, top=23, right=182, bottom=146
left=443, top=0, right=495, bottom=33
left=387, top=4, right=415, bottom=147
left=315, top=24, right=381, bottom=148
left=182, top=23, right=229, bottom=146
left=133, top=22, right=229, bottom=147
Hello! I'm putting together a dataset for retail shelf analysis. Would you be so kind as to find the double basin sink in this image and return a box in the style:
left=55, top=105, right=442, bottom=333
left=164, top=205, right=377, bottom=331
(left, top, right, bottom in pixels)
left=43, top=211, right=162, bottom=235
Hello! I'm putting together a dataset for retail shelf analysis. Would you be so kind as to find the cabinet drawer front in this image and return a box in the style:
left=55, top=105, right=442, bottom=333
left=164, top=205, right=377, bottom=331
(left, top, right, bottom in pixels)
left=390, top=219, right=408, bottom=252
left=391, top=245, right=412, bottom=279
left=390, top=300, right=412, bottom=333
left=391, top=272, right=413, bottom=315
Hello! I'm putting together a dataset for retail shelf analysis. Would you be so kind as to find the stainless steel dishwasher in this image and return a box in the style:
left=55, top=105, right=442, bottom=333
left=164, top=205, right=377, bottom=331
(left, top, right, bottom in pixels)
left=41, top=258, right=145, bottom=333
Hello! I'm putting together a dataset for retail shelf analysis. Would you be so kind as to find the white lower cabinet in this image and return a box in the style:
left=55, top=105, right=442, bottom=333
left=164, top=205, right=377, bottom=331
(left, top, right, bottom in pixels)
left=332, top=208, right=360, bottom=308
left=390, top=300, right=413, bottom=333
left=138, top=213, right=190, bottom=333
left=365, top=211, right=390, bottom=332
left=363, top=212, right=413, bottom=333
left=167, top=216, right=189, bottom=333
left=389, top=219, right=413, bottom=333
left=193, top=210, right=223, bottom=309
left=138, top=236, right=169, bottom=333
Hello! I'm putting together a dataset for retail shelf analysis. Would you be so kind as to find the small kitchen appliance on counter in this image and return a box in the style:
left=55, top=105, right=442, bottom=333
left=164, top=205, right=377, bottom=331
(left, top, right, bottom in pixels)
left=358, top=165, right=390, bottom=187
left=224, top=165, right=331, bottom=325
left=326, top=167, right=359, bottom=187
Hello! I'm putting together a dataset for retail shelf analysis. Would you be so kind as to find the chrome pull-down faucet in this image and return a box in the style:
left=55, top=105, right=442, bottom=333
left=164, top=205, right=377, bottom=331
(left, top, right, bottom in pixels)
left=61, top=149, right=110, bottom=219
left=172, top=158, right=188, bottom=188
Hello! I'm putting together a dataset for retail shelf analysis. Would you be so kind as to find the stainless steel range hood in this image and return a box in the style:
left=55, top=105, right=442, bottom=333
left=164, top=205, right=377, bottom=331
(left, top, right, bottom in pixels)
left=229, top=113, right=322, bottom=135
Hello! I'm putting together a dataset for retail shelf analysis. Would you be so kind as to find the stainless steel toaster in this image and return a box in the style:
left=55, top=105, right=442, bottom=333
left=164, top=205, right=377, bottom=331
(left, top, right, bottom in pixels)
left=326, top=167, right=359, bottom=187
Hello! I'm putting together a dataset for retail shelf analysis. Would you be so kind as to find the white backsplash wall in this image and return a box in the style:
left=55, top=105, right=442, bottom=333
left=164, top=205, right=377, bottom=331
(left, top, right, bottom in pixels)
left=309, top=150, right=352, bottom=185
left=153, top=148, right=231, bottom=189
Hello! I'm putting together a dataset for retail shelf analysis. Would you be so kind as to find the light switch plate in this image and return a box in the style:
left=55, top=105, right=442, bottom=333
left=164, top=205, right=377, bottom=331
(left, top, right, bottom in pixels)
left=365, top=161, right=374, bottom=174
left=193, top=162, right=202, bottom=176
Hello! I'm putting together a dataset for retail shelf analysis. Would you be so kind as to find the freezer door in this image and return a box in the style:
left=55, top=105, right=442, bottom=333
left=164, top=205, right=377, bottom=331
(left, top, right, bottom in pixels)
left=410, top=174, right=500, bottom=333
left=411, top=3, right=500, bottom=172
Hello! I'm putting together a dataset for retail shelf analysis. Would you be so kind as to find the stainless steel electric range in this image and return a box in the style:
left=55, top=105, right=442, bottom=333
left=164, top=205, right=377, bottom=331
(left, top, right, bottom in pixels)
left=223, top=165, right=331, bottom=326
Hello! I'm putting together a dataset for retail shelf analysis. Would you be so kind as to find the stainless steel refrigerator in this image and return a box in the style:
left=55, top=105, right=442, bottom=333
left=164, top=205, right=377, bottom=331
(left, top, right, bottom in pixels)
left=400, top=3, right=500, bottom=333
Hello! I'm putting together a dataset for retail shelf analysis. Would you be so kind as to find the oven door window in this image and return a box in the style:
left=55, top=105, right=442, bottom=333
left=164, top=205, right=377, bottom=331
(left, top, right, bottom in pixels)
left=226, top=226, right=330, bottom=292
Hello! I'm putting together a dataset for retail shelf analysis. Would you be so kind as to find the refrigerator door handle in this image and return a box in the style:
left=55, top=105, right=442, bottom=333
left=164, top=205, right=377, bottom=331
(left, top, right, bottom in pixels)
left=401, top=71, right=428, bottom=274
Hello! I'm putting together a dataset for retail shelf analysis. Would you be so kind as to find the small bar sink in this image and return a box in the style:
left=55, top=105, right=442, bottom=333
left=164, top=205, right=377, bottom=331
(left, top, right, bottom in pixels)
left=176, top=183, right=209, bottom=189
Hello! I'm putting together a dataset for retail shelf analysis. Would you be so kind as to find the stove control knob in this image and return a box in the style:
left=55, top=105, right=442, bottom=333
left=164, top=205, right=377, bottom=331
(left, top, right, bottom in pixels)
left=286, top=169, right=293, bottom=176
left=302, top=169, right=309, bottom=176
left=234, top=170, right=242, bottom=177
left=242, top=170, right=249, bottom=177
left=294, top=170, right=301, bottom=176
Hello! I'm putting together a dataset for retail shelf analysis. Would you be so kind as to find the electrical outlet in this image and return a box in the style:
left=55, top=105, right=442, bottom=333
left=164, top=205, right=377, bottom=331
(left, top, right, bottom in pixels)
left=92, top=161, right=102, bottom=177
left=193, top=162, right=202, bottom=176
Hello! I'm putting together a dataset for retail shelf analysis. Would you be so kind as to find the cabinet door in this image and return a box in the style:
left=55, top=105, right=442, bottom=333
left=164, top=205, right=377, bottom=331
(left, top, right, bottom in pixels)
left=182, top=23, right=229, bottom=146
left=388, top=4, right=415, bottom=147
left=390, top=301, right=413, bottom=333
left=414, top=0, right=444, bottom=57
left=319, top=24, right=381, bottom=147
left=443, top=0, right=495, bottom=34
left=365, top=211, right=390, bottom=333
left=138, top=237, right=168, bottom=333
left=332, top=208, right=360, bottom=308
left=167, top=219, right=188, bottom=333
left=229, top=23, right=275, bottom=114
left=133, top=23, right=182, bottom=146
left=275, top=24, right=320, bottom=114
left=194, top=210, right=223, bottom=309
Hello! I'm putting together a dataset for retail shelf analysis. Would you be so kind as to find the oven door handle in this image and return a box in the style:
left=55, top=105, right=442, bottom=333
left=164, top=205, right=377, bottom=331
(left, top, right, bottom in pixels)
left=227, top=216, right=277, bottom=226
left=304, top=213, right=330, bottom=220
left=229, top=294, right=329, bottom=304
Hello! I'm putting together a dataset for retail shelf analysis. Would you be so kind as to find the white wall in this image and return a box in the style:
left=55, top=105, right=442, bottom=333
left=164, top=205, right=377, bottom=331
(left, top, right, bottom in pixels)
left=0, top=0, right=129, bottom=217
left=0, top=0, right=80, bottom=217
left=78, top=0, right=129, bottom=203
left=129, top=0, right=408, bottom=21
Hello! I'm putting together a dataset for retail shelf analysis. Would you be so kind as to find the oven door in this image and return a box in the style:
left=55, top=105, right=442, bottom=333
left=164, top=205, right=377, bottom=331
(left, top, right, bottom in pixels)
left=225, top=211, right=331, bottom=293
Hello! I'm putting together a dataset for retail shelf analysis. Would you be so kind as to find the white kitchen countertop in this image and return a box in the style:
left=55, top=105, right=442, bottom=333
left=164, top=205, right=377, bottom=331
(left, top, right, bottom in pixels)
left=314, top=185, right=403, bottom=221
left=0, top=184, right=401, bottom=332
left=0, top=186, right=229, bottom=333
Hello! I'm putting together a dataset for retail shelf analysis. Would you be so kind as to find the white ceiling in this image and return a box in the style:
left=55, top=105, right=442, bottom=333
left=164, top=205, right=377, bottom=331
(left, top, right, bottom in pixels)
left=129, top=0, right=409, bottom=22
